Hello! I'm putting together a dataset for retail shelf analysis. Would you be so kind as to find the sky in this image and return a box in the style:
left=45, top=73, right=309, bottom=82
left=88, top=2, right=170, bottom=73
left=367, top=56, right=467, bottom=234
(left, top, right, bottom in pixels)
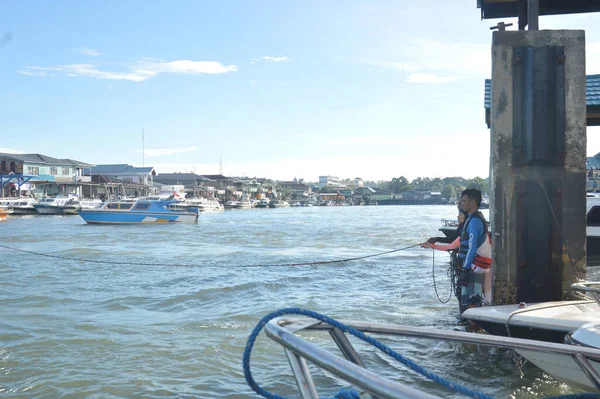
left=1, top=1, right=599, bottom=182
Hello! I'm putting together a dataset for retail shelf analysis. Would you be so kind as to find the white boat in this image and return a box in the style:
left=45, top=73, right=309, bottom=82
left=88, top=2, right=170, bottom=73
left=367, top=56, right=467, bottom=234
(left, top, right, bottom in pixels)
left=255, top=198, right=270, bottom=208
left=462, top=299, right=600, bottom=343
left=169, top=198, right=223, bottom=212
left=34, top=196, right=81, bottom=215
left=587, top=194, right=600, bottom=265
left=517, top=322, right=600, bottom=390
left=79, top=198, right=103, bottom=209
left=235, top=200, right=252, bottom=209
left=270, top=200, right=290, bottom=208
left=514, top=283, right=600, bottom=390
left=5, top=198, right=38, bottom=215
left=224, top=200, right=239, bottom=209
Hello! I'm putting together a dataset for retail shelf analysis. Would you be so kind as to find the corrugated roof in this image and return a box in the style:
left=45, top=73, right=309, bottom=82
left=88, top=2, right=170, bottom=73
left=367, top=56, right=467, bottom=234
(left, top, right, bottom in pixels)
left=590, top=74, right=600, bottom=106
left=90, top=164, right=129, bottom=174
left=0, top=153, right=90, bottom=166
left=589, top=158, right=600, bottom=169
left=485, top=74, right=600, bottom=108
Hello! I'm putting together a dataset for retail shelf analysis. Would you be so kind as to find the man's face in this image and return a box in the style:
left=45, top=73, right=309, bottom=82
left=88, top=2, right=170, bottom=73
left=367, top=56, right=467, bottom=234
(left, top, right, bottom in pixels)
left=459, top=195, right=474, bottom=213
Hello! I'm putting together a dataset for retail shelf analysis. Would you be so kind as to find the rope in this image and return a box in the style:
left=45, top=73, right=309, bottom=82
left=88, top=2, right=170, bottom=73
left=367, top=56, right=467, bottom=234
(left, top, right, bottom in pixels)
left=244, top=308, right=600, bottom=399
left=539, top=184, right=581, bottom=281
left=432, top=249, right=453, bottom=304
left=243, top=308, right=494, bottom=399
left=0, top=243, right=421, bottom=268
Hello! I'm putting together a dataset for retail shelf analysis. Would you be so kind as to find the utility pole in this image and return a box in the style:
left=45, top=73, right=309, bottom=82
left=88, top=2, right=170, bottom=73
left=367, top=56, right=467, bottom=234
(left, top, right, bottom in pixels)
left=142, top=128, right=145, bottom=167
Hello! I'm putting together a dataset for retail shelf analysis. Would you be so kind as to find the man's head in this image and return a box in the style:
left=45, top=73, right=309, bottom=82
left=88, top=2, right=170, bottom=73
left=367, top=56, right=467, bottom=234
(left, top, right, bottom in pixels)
left=459, top=189, right=482, bottom=213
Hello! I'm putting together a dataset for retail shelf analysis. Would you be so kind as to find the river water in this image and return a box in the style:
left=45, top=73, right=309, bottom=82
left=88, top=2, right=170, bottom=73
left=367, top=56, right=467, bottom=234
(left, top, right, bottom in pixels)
left=0, top=205, right=593, bottom=398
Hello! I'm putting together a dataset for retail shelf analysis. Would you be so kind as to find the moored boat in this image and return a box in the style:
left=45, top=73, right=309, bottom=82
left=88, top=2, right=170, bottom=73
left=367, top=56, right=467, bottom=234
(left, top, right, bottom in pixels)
left=79, top=198, right=199, bottom=224
left=168, top=198, right=223, bottom=212
left=0, top=209, right=10, bottom=221
left=34, top=196, right=81, bottom=215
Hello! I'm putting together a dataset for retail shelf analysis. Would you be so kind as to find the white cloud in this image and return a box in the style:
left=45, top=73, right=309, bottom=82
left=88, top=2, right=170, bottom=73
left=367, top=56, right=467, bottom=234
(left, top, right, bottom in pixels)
left=137, top=146, right=198, bottom=157
left=364, top=37, right=490, bottom=78
left=79, top=47, right=101, bottom=56
left=405, top=73, right=459, bottom=84
left=0, top=147, right=24, bottom=154
left=18, top=70, right=52, bottom=76
left=18, top=59, right=238, bottom=82
left=262, top=56, right=290, bottom=63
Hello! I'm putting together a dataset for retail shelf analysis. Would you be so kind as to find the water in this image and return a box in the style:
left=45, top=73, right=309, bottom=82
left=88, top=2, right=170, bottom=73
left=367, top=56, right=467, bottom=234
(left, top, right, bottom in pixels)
left=0, top=206, right=589, bottom=398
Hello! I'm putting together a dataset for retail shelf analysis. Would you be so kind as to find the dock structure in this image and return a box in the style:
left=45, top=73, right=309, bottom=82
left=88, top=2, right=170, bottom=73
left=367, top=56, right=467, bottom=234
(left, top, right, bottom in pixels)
left=478, top=0, right=600, bottom=304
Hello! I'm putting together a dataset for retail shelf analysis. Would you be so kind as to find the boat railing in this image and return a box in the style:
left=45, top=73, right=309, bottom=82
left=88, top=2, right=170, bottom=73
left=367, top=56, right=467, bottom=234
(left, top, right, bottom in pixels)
left=572, top=282, right=600, bottom=305
left=440, top=218, right=459, bottom=227
left=263, top=316, right=600, bottom=398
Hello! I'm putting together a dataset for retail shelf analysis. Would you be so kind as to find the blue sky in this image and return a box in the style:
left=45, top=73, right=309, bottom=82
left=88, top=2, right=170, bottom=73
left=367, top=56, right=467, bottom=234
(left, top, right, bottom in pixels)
left=1, top=1, right=599, bottom=181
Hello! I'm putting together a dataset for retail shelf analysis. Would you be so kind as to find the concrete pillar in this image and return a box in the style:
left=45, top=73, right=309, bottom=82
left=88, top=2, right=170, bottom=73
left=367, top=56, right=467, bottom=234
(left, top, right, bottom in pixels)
left=490, top=30, right=587, bottom=305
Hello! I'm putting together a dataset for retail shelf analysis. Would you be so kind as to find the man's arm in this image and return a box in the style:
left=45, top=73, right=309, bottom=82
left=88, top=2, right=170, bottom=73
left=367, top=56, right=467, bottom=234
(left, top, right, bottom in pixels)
left=463, top=217, right=484, bottom=270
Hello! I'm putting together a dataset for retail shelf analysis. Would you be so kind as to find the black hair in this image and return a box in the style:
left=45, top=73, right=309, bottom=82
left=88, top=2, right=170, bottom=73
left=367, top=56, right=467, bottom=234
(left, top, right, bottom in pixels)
left=461, top=188, right=482, bottom=208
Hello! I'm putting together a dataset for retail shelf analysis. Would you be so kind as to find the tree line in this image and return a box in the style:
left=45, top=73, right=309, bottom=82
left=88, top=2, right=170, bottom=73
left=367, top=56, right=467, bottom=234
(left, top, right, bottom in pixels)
left=362, top=176, right=489, bottom=199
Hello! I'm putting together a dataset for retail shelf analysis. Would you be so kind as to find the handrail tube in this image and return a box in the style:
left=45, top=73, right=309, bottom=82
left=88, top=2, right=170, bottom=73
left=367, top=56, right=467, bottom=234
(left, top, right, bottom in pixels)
left=284, top=348, right=321, bottom=399
left=265, top=321, right=441, bottom=399
left=274, top=318, right=600, bottom=360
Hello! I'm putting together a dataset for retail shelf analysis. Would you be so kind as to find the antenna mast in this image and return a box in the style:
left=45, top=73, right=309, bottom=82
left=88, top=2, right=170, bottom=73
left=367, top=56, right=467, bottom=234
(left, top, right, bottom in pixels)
left=142, top=128, right=145, bottom=167
left=219, top=156, right=223, bottom=175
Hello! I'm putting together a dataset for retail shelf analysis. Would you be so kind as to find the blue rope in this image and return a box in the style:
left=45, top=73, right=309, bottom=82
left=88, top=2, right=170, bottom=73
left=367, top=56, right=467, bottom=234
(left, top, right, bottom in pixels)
left=243, top=307, right=493, bottom=399
left=243, top=308, right=600, bottom=399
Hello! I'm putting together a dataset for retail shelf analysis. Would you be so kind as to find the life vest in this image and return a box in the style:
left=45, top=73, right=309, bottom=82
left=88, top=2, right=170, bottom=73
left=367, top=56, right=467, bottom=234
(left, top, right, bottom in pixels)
left=459, top=212, right=492, bottom=274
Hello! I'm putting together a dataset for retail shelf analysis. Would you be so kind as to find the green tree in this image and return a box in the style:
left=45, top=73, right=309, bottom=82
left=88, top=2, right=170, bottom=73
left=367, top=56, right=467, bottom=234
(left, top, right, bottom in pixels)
left=441, top=185, right=455, bottom=200
left=466, top=177, right=487, bottom=195
left=389, top=176, right=410, bottom=193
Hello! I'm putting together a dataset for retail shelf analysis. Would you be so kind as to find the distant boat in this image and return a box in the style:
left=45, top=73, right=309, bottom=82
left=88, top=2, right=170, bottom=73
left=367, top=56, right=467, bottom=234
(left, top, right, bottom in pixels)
left=34, top=196, right=80, bottom=215
left=168, top=198, right=224, bottom=212
left=0, top=197, right=38, bottom=215
left=0, top=209, right=10, bottom=221
left=79, top=199, right=198, bottom=224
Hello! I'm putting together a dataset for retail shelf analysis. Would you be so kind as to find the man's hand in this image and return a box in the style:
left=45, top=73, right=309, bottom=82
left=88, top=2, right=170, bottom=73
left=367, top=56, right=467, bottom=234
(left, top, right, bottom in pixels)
left=426, top=237, right=437, bottom=244
left=421, top=242, right=433, bottom=249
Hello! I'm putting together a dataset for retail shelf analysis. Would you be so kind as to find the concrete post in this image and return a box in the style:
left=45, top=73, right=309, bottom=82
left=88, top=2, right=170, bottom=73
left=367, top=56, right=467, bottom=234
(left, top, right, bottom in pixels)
left=490, top=31, right=587, bottom=305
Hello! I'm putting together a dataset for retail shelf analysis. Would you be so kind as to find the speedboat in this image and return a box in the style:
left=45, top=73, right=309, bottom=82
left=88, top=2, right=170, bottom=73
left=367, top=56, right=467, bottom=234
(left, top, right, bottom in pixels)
left=79, top=199, right=199, bottom=224
left=34, top=196, right=81, bottom=215
left=255, top=198, right=270, bottom=208
left=270, top=200, right=290, bottom=208
left=7, top=198, right=38, bottom=215
left=462, top=299, right=600, bottom=343
left=168, top=198, right=223, bottom=212
left=235, top=200, right=252, bottom=209
left=514, top=283, right=600, bottom=390
left=224, top=200, right=239, bottom=209
left=79, top=198, right=103, bottom=209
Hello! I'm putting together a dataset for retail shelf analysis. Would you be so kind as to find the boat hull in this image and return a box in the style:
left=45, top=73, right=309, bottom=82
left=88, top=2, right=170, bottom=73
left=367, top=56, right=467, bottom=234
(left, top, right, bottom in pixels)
left=34, top=205, right=80, bottom=215
left=10, top=207, right=38, bottom=215
left=516, top=348, right=600, bottom=390
left=79, top=210, right=198, bottom=224
left=462, top=301, right=600, bottom=343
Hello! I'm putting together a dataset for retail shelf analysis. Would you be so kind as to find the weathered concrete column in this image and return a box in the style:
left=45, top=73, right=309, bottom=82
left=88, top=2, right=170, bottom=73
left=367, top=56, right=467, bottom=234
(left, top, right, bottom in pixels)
left=491, top=30, right=587, bottom=305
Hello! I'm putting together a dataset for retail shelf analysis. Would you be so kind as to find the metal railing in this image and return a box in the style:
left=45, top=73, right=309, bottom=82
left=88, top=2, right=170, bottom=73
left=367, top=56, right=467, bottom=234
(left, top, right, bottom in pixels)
left=264, top=316, right=600, bottom=399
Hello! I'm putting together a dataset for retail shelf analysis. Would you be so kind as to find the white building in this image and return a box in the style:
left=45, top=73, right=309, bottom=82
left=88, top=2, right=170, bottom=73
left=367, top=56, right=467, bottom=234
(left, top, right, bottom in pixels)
left=318, top=175, right=342, bottom=188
